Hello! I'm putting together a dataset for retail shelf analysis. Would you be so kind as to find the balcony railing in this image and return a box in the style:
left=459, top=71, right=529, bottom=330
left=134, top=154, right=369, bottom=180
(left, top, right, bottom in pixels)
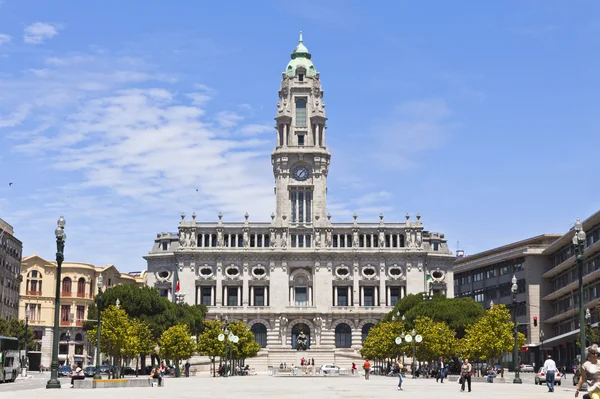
left=60, top=320, right=71, bottom=326
left=76, top=292, right=86, bottom=298
left=61, top=291, right=72, bottom=297
left=76, top=321, right=83, bottom=327
left=26, top=290, right=42, bottom=296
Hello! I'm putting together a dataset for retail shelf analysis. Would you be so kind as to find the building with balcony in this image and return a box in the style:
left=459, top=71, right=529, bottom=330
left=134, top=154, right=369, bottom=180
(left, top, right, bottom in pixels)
left=453, top=234, right=560, bottom=368
left=540, top=210, right=600, bottom=368
left=0, top=218, right=23, bottom=321
left=144, top=34, right=455, bottom=369
left=19, top=255, right=146, bottom=370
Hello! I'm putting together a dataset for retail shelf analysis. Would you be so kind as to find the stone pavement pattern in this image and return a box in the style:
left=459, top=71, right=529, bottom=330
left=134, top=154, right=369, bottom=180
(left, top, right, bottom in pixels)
left=0, top=374, right=580, bottom=399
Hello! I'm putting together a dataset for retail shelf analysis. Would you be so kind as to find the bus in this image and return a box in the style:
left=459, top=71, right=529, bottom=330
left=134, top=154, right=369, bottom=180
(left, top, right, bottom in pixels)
left=0, top=336, right=19, bottom=383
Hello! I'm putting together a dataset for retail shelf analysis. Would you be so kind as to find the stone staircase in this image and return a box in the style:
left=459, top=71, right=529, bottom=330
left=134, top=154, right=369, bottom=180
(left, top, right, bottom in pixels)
left=188, top=347, right=364, bottom=373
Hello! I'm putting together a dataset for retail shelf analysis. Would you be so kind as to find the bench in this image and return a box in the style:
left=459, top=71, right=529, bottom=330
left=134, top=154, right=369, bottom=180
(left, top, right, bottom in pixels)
left=73, top=378, right=165, bottom=389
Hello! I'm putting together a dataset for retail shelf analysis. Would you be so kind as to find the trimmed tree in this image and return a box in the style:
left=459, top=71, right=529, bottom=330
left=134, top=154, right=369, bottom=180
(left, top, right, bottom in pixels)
left=159, top=324, right=197, bottom=377
left=197, top=319, right=226, bottom=376
left=413, top=316, right=459, bottom=361
left=460, top=304, right=525, bottom=366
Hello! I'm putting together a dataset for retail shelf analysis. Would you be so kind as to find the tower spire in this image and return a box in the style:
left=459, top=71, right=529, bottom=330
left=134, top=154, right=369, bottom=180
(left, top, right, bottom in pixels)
left=299, top=31, right=303, bottom=44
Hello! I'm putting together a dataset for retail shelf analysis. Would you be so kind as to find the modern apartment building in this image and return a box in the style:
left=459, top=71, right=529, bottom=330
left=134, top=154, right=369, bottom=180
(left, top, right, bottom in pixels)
left=0, top=218, right=23, bottom=321
left=19, top=255, right=146, bottom=370
left=540, top=210, right=600, bottom=368
left=453, top=234, right=561, bottom=367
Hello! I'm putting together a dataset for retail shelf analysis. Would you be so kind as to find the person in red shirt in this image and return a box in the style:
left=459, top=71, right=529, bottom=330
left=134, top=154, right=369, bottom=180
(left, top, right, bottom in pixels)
left=363, top=359, right=371, bottom=380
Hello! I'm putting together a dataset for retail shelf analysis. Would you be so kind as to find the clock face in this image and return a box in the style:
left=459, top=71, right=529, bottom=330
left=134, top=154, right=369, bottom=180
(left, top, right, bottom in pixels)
left=292, top=166, right=310, bottom=181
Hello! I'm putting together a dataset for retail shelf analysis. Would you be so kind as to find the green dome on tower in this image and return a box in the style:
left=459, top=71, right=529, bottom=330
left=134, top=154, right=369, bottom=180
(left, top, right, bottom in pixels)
left=286, top=32, right=317, bottom=77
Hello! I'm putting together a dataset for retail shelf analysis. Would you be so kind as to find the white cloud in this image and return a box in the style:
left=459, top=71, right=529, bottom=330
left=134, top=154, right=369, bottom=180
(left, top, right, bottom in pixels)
left=0, top=33, right=11, bottom=46
left=24, top=22, right=61, bottom=44
left=216, top=110, right=243, bottom=128
left=0, top=104, right=31, bottom=128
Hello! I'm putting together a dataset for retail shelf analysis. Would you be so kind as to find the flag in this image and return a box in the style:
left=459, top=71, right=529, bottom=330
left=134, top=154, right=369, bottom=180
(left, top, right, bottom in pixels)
left=172, top=267, right=180, bottom=303
left=426, top=272, right=432, bottom=281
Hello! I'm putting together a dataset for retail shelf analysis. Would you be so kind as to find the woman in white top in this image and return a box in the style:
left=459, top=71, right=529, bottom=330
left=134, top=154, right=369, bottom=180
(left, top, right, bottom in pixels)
left=576, top=344, right=600, bottom=399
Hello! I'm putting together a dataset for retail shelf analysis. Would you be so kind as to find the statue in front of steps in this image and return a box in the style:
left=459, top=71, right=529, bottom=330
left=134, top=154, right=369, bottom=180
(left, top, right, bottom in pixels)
left=296, top=330, right=308, bottom=351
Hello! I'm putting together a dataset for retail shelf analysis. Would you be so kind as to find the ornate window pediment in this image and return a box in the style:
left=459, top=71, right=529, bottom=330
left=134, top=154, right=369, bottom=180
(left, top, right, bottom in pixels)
left=252, top=264, right=267, bottom=280
left=334, top=264, right=350, bottom=280
left=155, top=269, right=171, bottom=282
left=388, top=264, right=404, bottom=280
left=225, top=264, right=241, bottom=280
left=431, top=268, right=446, bottom=283
left=198, top=265, right=214, bottom=279
left=361, top=264, right=377, bottom=280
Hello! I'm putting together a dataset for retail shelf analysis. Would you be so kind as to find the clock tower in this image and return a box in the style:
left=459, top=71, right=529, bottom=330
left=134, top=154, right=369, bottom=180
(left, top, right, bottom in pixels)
left=272, top=32, right=330, bottom=227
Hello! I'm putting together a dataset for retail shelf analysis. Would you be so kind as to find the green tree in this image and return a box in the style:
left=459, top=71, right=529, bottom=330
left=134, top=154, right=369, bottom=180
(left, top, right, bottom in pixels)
left=460, top=304, right=525, bottom=364
left=197, top=319, right=226, bottom=376
left=88, top=306, right=133, bottom=377
left=360, top=321, right=407, bottom=360
left=412, top=316, right=459, bottom=361
left=0, top=318, right=36, bottom=350
left=385, top=294, right=485, bottom=338
left=159, top=324, right=196, bottom=377
left=228, top=321, right=261, bottom=361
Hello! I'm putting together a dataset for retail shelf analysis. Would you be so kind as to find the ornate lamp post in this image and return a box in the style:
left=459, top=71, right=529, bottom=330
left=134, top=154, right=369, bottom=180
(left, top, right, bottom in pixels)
left=422, top=292, right=433, bottom=301
left=46, top=215, right=66, bottom=389
left=401, top=315, right=406, bottom=365
left=93, top=275, right=103, bottom=380
left=573, top=218, right=587, bottom=365
left=539, top=330, right=545, bottom=367
left=411, top=329, right=417, bottom=378
left=219, top=317, right=230, bottom=378
left=24, top=307, right=29, bottom=374
left=511, top=275, right=522, bottom=384
left=65, top=330, right=71, bottom=366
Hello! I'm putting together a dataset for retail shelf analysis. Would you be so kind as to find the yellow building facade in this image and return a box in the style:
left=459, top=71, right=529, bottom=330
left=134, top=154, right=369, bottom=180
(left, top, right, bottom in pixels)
left=19, top=255, right=145, bottom=370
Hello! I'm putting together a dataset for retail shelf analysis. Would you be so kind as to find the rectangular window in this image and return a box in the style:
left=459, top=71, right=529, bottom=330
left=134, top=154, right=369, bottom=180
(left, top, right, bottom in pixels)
left=337, top=287, right=348, bottom=306
left=59, top=344, right=68, bottom=355
left=433, top=242, right=439, bottom=251
left=76, top=305, right=85, bottom=323
left=298, top=191, right=304, bottom=222
left=162, top=242, right=168, bottom=250
left=333, top=235, right=338, bottom=247
left=298, top=135, right=304, bottom=146
left=159, top=289, right=169, bottom=298
left=305, top=234, right=311, bottom=248
left=306, top=192, right=312, bottom=222
left=291, top=192, right=297, bottom=223
left=254, top=287, right=265, bottom=306
left=298, top=234, right=304, bottom=248
left=202, top=287, right=212, bottom=306
left=60, top=305, right=71, bottom=322
left=295, top=98, right=307, bottom=127
left=291, top=235, right=297, bottom=248
left=363, top=287, right=374, bottom=306
left=227, top=287, right=238, bottom=306
left=295, top=287, right=308, bottom=307
left=390, top=287, right=400, bottom=305
left=257, top=235, right=263, bottom=247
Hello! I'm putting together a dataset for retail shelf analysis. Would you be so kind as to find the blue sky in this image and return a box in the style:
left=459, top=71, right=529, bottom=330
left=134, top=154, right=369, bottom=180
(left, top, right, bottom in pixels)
left=1, top=1, right=599, bottom=271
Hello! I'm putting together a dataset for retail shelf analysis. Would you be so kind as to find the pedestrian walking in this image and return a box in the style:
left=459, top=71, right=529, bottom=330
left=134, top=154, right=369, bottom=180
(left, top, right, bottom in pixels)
left=352, top=362, right=357, bottom=376
left=363, top=359, right=371, bottom=380
left=460, top=358, right=472, bottom=392
left=184, top=360, right=191, bottom=377
left=395, top=359, right=404, bottom=390
left=543, top=355, right=557, bottom=392
left=575, top=344, right=600, bottom=399
left=436, top=357, right=445, bottom=383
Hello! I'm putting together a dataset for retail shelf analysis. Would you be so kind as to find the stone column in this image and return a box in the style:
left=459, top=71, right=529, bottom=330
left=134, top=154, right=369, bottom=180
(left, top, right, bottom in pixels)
left=360, top=286, right=364, bottom=306
left=216, top=262, right=222, bottom=307
left=290, top=286, right=294, bottom=307
left=308, top=286, right=313, bottom=307
left=353, top=262, right=360, bottom=307
left=250, top=286, right=254, bottom=307
left=334, top=287, right=338, bottom=306
left=237, top=286, right=241, bottom=307
left=387, top=286, right=391, bottom=306
left=212, top=286, right=216, bottom=306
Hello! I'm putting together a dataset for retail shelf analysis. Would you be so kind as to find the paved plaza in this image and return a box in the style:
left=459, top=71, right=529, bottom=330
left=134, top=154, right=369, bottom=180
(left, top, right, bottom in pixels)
left=0, top=372, right=580, bottom=399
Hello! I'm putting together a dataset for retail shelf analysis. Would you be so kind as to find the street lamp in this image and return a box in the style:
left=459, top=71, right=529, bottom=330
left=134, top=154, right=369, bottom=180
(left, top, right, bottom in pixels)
left=24, top=307, right=29, bottom=374
left=422, top=292, right=433, bottom=301
left=93, top=274, right=103, bottom=380
left=585, top=308, right=592, bottom=346
left=573, top=218, right=587, bottom=366
left=511, top=275, right=522, bottom=384
left=115, top=298, right=120, bottom=309
left=176, top=292, right=186, bottom=305
left=540, top=330, right=545, bottom=367
left=490, top=300, right=494, bottom=308
left=66, top=330, right=71, bottom=366
left=46, top=215, right=66, bottom=389
left=219, top=317, right=230, bottom=378
left=411, top=329, right=417, bottom=378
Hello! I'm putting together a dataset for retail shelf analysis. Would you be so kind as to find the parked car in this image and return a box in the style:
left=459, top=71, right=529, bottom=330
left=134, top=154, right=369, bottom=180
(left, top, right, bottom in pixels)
left=320, top=364, right=345, bottom=375
left=58, top=365, right=72, bottom=377
left=100, top=365, right=110, bottom=374
left=520, top=364, right=535, bottom=373
left=84, top=366, right=96, bottom=377
left=534, top=367, right=562, bottom=385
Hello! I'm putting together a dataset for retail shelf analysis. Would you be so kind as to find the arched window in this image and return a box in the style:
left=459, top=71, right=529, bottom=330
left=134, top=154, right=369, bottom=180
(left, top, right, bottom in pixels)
left=75, top=333, right=83, bottom=341
left=362, top=323, right=375, bottom=342
left=26, top=270, right=42, bottom=294
left=60, top=333, right=67, bottom=341
left=335, top=323, right=352, bottom=348
left=77, top=278, right=86, bottom=297
left=62, top=277, right=72, bottom=294
left=295, top=98, right=307, bottom=128
left=251, top=323, right=267, bottom=348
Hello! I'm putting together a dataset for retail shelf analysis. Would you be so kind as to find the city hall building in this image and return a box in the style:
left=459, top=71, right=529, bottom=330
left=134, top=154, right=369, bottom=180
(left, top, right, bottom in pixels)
left=145, top=34, right=454, bottom=368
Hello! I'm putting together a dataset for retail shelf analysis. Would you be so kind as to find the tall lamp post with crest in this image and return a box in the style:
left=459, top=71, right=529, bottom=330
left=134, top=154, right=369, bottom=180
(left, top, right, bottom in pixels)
left=46, top=215, right=66, bottom=389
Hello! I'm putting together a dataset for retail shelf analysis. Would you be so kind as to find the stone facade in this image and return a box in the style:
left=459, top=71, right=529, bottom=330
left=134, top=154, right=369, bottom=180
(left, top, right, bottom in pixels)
left=19, top=255, right=146, bottom=370
left=0, top=218, right=22, bottom=321
left=144, top=34, right=454, bottom=365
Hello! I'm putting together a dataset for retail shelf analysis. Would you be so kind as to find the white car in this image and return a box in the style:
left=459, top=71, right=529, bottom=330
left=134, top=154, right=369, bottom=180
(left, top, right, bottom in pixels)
left=320, top=364, right=345, bottom=375
left=534, top=368, right=562, bottom=385
left=520, top=364, right=535, bottom=372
